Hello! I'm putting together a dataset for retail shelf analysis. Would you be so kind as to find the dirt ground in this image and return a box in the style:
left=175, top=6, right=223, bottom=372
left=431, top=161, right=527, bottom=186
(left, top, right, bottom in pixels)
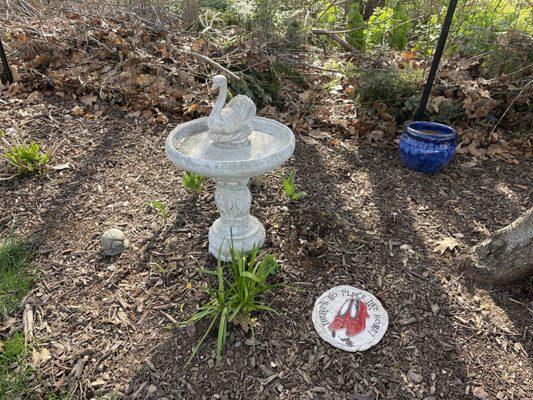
left=0, top=89, right=531, bottom=400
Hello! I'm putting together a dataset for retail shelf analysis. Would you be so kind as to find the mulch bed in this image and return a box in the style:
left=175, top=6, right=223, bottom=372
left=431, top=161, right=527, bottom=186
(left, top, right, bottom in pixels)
left=0, top=90, right=531, bottom=399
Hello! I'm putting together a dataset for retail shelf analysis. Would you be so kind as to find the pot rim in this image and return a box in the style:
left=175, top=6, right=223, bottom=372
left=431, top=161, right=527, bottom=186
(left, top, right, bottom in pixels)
left=404, top=121, right=457, bottom=143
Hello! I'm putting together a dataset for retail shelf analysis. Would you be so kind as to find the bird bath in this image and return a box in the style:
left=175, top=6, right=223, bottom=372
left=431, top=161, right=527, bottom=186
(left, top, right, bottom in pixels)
left=165, top=75, right=295, bottom=260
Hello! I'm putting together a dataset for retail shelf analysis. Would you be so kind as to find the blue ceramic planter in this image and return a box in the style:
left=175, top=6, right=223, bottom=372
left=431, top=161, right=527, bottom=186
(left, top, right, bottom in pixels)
left=399, top=121, right=457, bottom=174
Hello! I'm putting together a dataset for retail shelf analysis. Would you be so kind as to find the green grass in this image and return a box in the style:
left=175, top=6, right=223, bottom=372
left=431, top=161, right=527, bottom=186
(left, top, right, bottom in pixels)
left=0, top=332, right=32, bottom=399
left=0, top=232, right=38, bottom=399
left=180, top=243, right=279, bottom=367
left=0, top=236, right=32, bottom=317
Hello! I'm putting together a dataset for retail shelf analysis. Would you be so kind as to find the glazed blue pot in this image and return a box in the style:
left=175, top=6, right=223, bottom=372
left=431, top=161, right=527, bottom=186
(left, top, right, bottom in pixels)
left=399, top=121, right=457, bottom=174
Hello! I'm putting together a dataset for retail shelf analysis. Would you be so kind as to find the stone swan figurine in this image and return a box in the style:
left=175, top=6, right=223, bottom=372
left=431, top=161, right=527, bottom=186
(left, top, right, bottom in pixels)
left=207, top=75, right=257, bottom=147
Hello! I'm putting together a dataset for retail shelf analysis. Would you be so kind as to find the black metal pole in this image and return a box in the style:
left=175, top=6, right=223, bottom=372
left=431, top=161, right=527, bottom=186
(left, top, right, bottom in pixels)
left=0, top=37, right=14, bottom=85
left=414, top=0, right=458, bottom=120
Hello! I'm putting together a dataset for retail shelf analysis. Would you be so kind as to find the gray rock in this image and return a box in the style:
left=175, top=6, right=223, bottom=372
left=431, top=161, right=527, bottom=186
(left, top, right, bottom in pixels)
left=101, top=228, right=129, bottom=256
left=408, top=370, right=424, bottom=384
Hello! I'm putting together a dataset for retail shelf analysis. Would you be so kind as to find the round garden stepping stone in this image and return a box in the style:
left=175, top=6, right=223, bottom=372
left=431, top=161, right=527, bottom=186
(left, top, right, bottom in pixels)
left=101, top=228, right=129, bottom=256
left=312, top=285, right=388, bottom=352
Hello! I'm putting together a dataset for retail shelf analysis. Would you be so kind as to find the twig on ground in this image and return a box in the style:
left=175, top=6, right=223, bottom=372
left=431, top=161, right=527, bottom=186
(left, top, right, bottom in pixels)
left=311, top=29, right=361, bottom=53
left=161, top=310, right=180, bottom=328
left=181, top=50, right=241, bottom=81
left=491, top=79, right=532, bottom=133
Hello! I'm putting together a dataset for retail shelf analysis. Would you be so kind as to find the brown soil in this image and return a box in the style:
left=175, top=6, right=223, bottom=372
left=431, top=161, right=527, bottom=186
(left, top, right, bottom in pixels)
left=1, top=91, right=531, bottom=400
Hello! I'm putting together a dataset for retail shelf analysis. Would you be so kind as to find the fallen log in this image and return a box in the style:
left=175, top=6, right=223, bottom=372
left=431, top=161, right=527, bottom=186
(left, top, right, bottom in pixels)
left=467, top=207, right=533, bottom=284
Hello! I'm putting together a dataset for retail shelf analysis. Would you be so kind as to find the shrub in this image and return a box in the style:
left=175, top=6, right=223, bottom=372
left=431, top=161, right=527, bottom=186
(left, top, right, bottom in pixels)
left=357, top=66, right=424, bottom=121
left=346, top=3, right=365, bottom=50
left=365, top=3, right=410, bottom=51
left=482, top=30, right=533, bottom=77
left=181, top=244, right=279, bottom=367
left=389, top=1, right=409, bottom=51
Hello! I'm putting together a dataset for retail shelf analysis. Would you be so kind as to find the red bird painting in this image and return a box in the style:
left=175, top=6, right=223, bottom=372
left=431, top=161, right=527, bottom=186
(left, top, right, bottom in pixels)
left=328, top=298, right=369, bottom=337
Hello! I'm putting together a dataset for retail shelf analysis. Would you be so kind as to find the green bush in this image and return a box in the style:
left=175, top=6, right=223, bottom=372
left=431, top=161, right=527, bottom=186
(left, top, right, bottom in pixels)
left=389, top=1, right=409, bottom=51
left=365, top=3, right=410, bottom=51
left=346, top=3, right=365, bottom=50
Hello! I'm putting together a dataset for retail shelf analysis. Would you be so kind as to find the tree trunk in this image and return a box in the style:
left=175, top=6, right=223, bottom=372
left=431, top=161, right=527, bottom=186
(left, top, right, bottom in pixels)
left=362, top=0, right=383, bottom=20
left=468, top=208, right=533, bottom=284
left=183, top=0, right=199, bottom=28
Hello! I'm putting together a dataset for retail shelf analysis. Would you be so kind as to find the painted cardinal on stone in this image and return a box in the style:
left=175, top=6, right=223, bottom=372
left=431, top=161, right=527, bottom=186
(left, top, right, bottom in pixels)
left=328, top=298, right=369, bottom=337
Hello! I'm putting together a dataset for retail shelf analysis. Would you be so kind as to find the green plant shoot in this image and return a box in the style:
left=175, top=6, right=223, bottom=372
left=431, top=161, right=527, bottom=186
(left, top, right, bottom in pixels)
left=282, top=169, right=307, bottom=201
left=1, top=140, right=52, bottom=176
left=148, top=200, right=169, bottom=220
left=182, top=171, right=205, bottom=193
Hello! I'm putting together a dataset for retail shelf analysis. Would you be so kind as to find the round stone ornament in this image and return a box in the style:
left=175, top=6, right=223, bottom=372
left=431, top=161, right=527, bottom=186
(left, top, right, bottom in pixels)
left=312, top=285, right=388, bottom=352
left=101, top=228, right=129, bottom=256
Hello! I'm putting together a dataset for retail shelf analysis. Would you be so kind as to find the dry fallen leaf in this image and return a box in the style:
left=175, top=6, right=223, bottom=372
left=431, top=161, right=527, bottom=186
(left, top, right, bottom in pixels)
left=300, top=135, right=318, bottom=146
left=80, top=94, right=97, bottom=107
left=72, top=106, right=85, bottom=116
left=433, top=236, right=460, bottom=255
left=32, top=347, right=52, bottom=366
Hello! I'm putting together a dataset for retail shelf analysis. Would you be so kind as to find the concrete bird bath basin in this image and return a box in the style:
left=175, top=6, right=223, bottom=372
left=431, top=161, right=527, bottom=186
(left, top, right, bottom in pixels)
left=165, top=75, right=295, bottom=260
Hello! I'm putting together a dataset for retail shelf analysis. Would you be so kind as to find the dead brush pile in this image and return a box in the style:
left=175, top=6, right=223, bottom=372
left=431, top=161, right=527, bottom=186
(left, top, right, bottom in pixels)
left=0, top=10, right=531, bottom=162
left=1, top=12, right=206, bottom=115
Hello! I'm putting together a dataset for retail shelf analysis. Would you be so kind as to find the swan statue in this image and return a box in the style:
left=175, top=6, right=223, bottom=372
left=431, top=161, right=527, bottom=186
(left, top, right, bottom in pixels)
left=207, top=75, right=257, bottom=147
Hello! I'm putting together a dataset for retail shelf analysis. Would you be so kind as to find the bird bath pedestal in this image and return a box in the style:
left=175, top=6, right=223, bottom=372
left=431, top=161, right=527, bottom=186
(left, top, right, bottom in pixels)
left=165, top=76, right=295, bottom=260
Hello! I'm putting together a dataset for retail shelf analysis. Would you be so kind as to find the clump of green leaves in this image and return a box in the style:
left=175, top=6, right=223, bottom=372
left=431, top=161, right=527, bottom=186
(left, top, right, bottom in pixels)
left=181, top=244, right=279, bottom=367
left=182, top=171, right=205, bottom=194
left=282, top=169, right=307, bottom=201
left=0, top=332, right=31, bottom=398
left=0, top=232, right=31, bottom=317
left=365, top=4, right=410, bottom=51
left=389, top=1, right=410, bottom=51
left=1, top=131, right=56, bottom=176
left=346, top=2, right=365, bottom=50
left=148, top=200, right=169, bottom=221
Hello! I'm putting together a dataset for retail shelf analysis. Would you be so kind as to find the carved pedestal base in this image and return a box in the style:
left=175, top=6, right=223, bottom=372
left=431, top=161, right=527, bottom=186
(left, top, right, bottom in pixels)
left=208, top=178, right=266, bottom=260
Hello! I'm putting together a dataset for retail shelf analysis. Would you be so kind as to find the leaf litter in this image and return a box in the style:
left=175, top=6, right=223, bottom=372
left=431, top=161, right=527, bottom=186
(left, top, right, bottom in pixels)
left=0, top=10, right=531, bottom=400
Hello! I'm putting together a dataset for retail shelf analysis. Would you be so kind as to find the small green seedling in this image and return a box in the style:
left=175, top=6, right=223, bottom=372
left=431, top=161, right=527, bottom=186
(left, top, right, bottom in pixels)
left=1, top=131, right=57, bottom=176
left=148, top=200, right=169, bottom=220
left=182, top=171, right=205, bottom=193
left=282, top=169, right=307, bottom=201
left=149, top=262, right=166, bottom=275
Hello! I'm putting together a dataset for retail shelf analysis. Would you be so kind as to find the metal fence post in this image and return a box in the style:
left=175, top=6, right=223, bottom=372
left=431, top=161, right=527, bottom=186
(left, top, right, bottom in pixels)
left=0, top=37, right=14, bottom=85
left=414, top=0, right=458, bottom=120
